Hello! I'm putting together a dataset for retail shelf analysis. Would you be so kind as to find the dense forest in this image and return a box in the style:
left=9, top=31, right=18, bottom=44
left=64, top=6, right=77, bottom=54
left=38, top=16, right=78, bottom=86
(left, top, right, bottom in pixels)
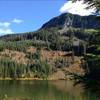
left=0, top=11, right=99, bottom=87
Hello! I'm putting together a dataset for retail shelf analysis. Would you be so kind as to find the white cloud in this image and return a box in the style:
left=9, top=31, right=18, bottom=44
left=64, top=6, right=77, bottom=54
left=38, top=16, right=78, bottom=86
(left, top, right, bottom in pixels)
left=0, top=22, right=11, bottom=27
left=0, top=22, right=13, bottom=35
left=0, top=28, right=13, bottom=35
left=0, top=21, right=12, bottom=35
left=60, top=0, right=96, bottom=16
left=12, top=18, right=23, bottom=24
left=0, top=18, right=23, bottom=35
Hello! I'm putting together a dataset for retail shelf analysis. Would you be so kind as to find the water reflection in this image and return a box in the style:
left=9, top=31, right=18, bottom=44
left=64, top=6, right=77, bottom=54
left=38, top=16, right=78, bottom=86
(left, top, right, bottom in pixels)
left=0, top=80, right=100, bottom=100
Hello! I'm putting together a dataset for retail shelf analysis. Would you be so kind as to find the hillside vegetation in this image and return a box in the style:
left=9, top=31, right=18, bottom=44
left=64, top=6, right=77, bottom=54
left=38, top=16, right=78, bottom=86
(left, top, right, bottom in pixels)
left=0, top=13, right=99, bottom=81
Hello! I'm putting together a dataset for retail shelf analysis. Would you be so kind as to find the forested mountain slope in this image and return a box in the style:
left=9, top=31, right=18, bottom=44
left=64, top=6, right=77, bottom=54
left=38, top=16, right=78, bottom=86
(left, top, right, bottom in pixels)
left=0, top=13, right=99, bottom=80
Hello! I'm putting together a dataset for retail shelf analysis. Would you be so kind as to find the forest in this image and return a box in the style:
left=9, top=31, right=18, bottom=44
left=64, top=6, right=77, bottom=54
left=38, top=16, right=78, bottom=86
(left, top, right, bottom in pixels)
left=0, top=1, right=99, bottom=91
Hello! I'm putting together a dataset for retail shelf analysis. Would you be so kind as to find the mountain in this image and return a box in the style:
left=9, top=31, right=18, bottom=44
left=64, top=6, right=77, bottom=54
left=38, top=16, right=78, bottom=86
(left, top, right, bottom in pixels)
left=41, top=13, right=100, bottom=29
left=0, top=13, right=99, bottom=80
left=0, top=13, right=100, bottom=42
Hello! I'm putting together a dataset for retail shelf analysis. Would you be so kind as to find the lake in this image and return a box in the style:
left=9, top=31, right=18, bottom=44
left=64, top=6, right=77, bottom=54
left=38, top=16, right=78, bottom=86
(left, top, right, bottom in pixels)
left=0, top=80, right=100, bottom=100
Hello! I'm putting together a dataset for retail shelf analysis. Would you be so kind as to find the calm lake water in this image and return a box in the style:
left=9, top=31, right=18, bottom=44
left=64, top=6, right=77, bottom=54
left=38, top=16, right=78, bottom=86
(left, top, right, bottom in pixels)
left=0, top=80, right=100, bottom=100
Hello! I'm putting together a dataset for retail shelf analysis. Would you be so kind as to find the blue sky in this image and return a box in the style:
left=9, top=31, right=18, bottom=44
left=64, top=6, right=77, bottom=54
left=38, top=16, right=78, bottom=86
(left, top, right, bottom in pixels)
left=0, top=0, right=66, bottom=35
left=0, top=0, right=96, bottom=35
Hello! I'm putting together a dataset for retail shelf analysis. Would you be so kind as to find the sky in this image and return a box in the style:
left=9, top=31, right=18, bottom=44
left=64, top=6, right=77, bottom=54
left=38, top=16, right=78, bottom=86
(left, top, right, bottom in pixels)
left=0, top=0, right=96, bottom=36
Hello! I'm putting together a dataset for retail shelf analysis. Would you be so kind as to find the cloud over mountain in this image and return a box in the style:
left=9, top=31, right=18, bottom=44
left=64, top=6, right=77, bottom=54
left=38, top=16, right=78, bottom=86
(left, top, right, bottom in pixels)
left=60, top=0, right=96, bottom=16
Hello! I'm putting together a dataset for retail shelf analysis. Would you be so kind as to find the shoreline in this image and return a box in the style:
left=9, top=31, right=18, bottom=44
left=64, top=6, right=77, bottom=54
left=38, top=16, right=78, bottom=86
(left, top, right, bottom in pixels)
left=0, top=77, right=67, bottom=81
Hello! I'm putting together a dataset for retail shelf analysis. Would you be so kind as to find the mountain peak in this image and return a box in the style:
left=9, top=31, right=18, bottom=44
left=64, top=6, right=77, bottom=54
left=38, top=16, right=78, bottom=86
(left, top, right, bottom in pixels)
left=41, top=13, right=100, bottom=29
